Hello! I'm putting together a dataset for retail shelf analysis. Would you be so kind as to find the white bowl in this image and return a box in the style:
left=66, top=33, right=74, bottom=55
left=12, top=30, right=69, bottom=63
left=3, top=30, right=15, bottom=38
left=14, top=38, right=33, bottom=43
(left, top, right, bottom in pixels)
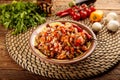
left=29, top=20, right=97, bottom=64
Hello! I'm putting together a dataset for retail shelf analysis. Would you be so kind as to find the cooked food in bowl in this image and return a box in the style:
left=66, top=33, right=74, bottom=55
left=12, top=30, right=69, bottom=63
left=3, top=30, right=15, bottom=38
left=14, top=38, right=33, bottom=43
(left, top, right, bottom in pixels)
left=34, top=21, right=93, bottom=60
left=30, top=21, right=97, bottom=64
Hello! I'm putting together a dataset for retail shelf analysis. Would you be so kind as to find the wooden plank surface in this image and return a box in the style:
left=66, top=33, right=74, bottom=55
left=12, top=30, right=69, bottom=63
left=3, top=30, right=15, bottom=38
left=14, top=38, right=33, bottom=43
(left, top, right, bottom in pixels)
left=0, top=0, right=120, bottom=80
left=95, top=0, right=120, bottom=10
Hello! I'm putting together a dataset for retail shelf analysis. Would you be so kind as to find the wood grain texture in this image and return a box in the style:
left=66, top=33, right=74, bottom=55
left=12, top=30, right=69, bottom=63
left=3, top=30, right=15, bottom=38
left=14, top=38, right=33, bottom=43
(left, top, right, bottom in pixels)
left=95, top=0, right=120, bottom=10
left=0, top=0, right=120, bottom=80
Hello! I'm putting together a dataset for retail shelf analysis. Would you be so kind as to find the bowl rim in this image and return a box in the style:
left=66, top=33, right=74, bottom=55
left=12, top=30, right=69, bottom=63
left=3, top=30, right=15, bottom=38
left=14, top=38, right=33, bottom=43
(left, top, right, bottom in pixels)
left=29, top=20, right=97, bottom=64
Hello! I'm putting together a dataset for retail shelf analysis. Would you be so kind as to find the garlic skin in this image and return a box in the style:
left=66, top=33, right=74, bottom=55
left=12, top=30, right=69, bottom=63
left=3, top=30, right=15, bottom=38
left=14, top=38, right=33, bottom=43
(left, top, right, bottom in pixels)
left=92, top=22, right=103, bottom=32
left=107, top=20, right=120, bottom=32
left=104, top=12, right=118, bottom=22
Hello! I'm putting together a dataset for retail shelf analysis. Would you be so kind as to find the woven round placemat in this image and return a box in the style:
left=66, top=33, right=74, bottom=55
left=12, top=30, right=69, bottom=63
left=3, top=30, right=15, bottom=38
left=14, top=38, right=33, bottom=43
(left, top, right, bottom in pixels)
left=5, top=5, right=120, bottom=79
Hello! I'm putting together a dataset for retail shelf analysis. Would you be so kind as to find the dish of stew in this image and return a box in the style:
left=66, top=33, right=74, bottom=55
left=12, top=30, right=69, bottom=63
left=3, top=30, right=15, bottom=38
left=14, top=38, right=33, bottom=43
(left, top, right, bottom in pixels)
left=34, top=22, right=92, bottom=60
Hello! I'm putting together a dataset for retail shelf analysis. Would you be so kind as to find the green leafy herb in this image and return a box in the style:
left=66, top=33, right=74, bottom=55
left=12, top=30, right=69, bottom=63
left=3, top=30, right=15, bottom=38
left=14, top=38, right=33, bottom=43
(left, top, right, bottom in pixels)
left=0, top=1, right=46, bottom=34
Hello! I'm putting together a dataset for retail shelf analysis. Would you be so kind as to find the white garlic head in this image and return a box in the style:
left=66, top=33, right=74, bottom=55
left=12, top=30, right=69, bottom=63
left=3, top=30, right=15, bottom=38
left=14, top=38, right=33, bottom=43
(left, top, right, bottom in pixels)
left=107, top=20, right=120, bottom=32
left=104, top=12, right=118, bottom=22
left=92, top=22, right=103, bottom=32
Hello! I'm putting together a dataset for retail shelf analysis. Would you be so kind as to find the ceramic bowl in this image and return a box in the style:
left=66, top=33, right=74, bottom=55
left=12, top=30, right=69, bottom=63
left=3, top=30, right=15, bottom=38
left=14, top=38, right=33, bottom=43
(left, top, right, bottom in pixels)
left=29, top=20, right=97, bottom=64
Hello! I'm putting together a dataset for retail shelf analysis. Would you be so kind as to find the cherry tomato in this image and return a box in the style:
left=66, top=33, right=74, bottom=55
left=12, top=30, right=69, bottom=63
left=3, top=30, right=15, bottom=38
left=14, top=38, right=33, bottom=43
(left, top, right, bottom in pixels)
left=73, top=6, right=81, bottom=11
left=89, top=6, right=96, bottom=12
left=80, top=10, right=87, bottom=19
left=72, top=13, right=81, bottom=21
left=81, top=4, right=88, bottom=9
left=84, top=8, right=92, bottom=17
left=79, top=6, right=83, bottom=11
left=69, top=9, right=75, bottom=16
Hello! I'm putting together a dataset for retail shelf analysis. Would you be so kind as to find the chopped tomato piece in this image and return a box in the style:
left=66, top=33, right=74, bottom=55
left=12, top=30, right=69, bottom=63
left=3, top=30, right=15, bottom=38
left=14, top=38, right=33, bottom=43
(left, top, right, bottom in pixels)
left=61, top=27, right=66, bottom=34
left=81, top=45, right=88, bottom=51
left=70, top=47, right=74, bottom=53
left=75, top=36, right=84, bottom=46
left=65, top=46, right=70, bottom=50
left=76, top=38, right=81, bottom=44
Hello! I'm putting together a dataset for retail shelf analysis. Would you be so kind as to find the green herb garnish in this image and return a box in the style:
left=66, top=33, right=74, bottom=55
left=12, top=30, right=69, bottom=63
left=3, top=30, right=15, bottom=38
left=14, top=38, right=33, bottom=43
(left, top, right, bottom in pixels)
left=0, top=1, right=46, bottom=34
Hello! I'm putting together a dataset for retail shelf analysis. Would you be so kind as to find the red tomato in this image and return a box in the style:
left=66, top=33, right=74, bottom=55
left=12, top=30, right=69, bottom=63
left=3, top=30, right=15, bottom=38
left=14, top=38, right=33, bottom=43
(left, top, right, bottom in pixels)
left=79, top=6, right=83, bottom=11
left=75, top=39, right=80, bottom=46
left=79, top=10, right=87, bottom=19
left=81, top=45, right=88, bottom=51
left=65, top=46, right=70, bottom=50
left=72, top=13, right=81, bottom=21
left=73, top=6, right=80, bottom=11
left=70, top=47, right=74, bottom=52
left=89, top=6, right=96, bottom=12
left=75, top=36, right=84, bottom=46
left=69, top=9, right=75, bottom=16
left=61, top=28, right=66, bottom=34
left=81, top=4, right=88, bottom=9
left=84, top=8, right=91, bottom=17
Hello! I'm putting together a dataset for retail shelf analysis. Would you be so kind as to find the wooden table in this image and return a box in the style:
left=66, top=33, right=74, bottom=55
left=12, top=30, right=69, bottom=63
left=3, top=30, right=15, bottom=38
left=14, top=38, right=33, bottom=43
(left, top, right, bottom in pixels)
left=0, top=0, right=120, bottom=80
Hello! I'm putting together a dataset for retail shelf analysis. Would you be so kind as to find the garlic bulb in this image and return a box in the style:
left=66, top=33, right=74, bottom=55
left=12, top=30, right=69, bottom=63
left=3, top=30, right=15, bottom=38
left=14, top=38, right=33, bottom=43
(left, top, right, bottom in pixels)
left=107, top=20, right=120, bottom=32
left=92, top=22, right=102, bottom=32
left=104, top=12, right=118, bottom=22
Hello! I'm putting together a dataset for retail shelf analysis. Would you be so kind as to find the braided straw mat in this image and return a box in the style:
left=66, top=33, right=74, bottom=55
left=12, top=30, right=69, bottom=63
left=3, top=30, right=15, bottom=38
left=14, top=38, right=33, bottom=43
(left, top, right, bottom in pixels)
left=5, top=4, right=120, bottom=79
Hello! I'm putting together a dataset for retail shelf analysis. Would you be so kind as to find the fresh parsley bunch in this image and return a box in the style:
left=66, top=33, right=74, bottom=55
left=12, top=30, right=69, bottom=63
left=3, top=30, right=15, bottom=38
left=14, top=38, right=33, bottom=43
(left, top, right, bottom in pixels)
left=0, top=1, right=46, bottom=34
